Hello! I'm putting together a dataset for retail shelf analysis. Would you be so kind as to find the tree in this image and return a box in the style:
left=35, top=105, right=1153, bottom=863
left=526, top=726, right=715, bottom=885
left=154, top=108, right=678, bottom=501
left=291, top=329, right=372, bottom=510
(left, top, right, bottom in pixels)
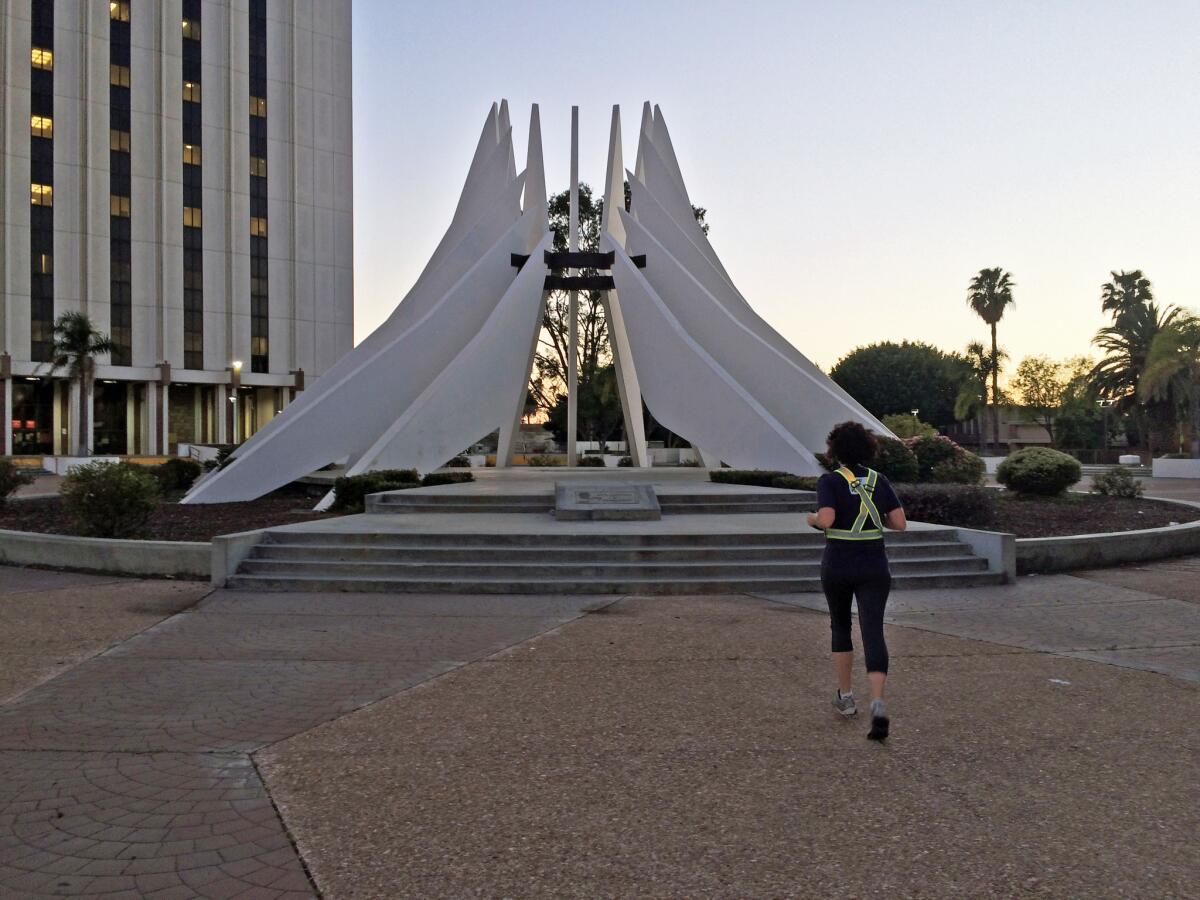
left=966, top=267, right=1016, bottom=454
left=879, top=413, right=936, bottom=438
left=954, top=340, right=1006, bottom=452
left=1140, top=313, right=1200, bottom=458
left=1091, top=272, right=1180, bottom=456
left=43, top=312, right=115, bottom=456
left=829, top=341, right=970, bottom=427
left=1010, top=357, right=1068, bottom=445
left=530, top=181, right=709, bottom=447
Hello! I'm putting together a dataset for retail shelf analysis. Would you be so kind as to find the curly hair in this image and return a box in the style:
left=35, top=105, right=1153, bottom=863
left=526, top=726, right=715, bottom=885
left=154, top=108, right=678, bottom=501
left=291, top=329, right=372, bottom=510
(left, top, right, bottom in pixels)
left=826, top=421, right=879, bottom=468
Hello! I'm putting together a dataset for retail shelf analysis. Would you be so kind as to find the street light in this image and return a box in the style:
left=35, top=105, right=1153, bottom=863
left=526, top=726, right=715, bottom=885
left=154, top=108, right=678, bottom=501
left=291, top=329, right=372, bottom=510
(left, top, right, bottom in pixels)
left=911, top=408, right=919, bottom=436
left=230, top=361, right=243, bottom=443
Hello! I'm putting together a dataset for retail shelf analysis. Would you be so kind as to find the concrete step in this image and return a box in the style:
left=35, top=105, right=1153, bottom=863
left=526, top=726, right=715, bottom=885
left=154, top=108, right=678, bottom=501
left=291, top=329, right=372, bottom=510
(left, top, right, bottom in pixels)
left=260, top=530, right=959, bottom=548
left=249, top=540, right=973, bottom=563
left=659, top=502, right=815, bottom=514
left=225, top=570, right=1009, bottom=594
left=237, top=555, right=988, bottom=580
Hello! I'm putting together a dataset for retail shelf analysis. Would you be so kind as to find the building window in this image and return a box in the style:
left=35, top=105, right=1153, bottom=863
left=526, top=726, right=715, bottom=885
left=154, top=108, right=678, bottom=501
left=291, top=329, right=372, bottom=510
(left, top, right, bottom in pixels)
left=110, top=129, right=131, bottom=152
left=109, top=64, right=130, bottom=87
left=183, top=206, right=203, bottom=228
left=110, top=1, right=130, bottom=22
left=35, top=253, right=53, bottom=275
left=250, top=96, right=266, bottom=117
left=250, top=156, right=267, bottom=177
left=31, top=48, right=53, bottom=70
left=31, top=184, right=53, bottom=206
left=183, top=143, right=202, bottom=165
left=183, top=81, right=201, bottom=102
left=30, top=115, right=53, bottom=138
left=250, top=216, right=268, bottom=237
left=110, top=195, right=131, bottom=217
left=182, top=18, right=200, bottom=39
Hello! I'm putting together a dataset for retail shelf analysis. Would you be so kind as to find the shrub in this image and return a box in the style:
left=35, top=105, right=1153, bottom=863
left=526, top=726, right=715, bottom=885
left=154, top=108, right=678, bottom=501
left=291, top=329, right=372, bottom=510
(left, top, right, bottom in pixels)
left=872, top=436, right=920, bottom=483
left=0, top=460, right=36, bottom=506
left=330, top=468, right=420, bottom=513
left=526, top=455, right=563, bottom=467
left=771, top=475, right=819, bottom=491
left=61, top=461, right=160, bottom=538
left=679, top=458, right=702, bottom=467
left=150, top=458, right=203, bottom=493
left=895, top=484, right=997, bottom=529
left=1092, top=467, right=1144, bottom=498
left=444, top=455, right=471, bottom=468
left=880, top=413, right=937, bottom=439
left=710, top=469, right=790, bottom=488
left=617, top=456, right=633, bottom=467
left=213, top=444, right=239, bottom=471
left=577, top=455, right=606, bottom=467
left=996, top=447, right=1082, bottom=496
left=930, top=452, right=986, bottom=485
left=905, top=434, right=984, bottom=484
left=421, top=471, right=475, bottom=487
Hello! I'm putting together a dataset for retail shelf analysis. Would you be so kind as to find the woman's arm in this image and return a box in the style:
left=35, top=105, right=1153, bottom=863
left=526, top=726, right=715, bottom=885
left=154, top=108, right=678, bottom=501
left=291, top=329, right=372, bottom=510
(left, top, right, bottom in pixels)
left=885, top=508, right=907, bottom=531
left=807, top=507, right=836, bottom=530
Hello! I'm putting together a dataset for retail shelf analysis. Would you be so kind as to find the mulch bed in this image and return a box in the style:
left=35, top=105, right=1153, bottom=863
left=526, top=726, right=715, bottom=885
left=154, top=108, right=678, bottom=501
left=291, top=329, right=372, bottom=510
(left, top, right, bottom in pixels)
left=0, top=490, right=337, bottom=542
left=991, top=493, right=1200, bottom=538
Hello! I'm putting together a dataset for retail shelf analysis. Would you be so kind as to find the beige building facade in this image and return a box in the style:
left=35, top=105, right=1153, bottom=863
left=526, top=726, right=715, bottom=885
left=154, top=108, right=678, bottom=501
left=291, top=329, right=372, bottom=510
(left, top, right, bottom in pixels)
left=1, top=0, right=352, bottom=455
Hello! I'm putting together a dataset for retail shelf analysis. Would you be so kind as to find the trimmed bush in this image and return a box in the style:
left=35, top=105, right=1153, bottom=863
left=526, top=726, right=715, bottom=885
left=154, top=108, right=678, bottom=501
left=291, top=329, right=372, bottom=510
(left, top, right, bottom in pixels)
left=577, top=455, right=606, bottom=467
left=0, top=460, right=36, bottom=506
left=526, top=455, right=563, bottom=467
left=61, top=461, right=160, bottom=538
left=1091, top=467, right=1144, bottom=498
left=771, top=475, right=819, bottom=491
left=617, top=456, right=633, bottom=467
left=996, top=447, right=1082, bottom=496
left=330, top=468, right=420, bottom=513
left=873, top=436, right=920, bottom=483
left=904, top=434, right=985, bottom=485
left=444, top=455, right=471, bottom=468
left=895, top=484, right=997, bottom=529
left=710, top=469, right=790, bottom=488
left=150, top=458, right=203, bottom=493
left=420, top=471, right=475, bottom=487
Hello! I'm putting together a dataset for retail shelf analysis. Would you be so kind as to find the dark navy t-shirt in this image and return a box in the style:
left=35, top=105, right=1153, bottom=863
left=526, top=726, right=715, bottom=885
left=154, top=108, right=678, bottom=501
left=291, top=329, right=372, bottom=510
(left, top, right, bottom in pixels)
left=815, top=465, right=902, bottom=566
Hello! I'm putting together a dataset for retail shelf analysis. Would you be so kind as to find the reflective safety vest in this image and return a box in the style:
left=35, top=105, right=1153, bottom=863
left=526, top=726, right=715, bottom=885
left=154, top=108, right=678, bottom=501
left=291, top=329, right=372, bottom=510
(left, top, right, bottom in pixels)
left=825, top=466, right=885, bottom=541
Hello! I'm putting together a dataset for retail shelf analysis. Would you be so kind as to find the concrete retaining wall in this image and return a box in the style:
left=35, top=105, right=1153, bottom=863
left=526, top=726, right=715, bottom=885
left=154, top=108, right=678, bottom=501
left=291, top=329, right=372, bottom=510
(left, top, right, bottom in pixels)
left=1016, top=497, right=1200, bottom=574
left=1151, top=458, right=1200, bottom=479
left=0, top=528, right=209, bottom=579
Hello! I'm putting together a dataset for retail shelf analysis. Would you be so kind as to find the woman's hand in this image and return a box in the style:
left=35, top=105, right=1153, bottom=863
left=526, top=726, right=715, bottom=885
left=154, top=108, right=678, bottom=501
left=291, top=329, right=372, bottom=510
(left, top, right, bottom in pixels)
left=808, top=508, right=835, bottom=530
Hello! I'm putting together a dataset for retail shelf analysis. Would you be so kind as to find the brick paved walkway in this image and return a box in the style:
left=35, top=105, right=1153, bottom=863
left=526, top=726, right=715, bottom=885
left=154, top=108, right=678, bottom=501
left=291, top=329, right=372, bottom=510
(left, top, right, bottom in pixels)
left=0, top=576, right=599, bottom=898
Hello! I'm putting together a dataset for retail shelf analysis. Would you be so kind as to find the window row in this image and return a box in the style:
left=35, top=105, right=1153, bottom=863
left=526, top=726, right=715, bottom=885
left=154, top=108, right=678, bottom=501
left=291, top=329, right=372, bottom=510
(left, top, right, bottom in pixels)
left=110, top=64, right=130, bottom=88
left=110, top=1, right=130, bottom=22
left=111, top=195, right=131, bottom=217
left=31, top=115, right=52, bottom=138
left=31, top=47, right=53, bottom=70
left=31, top=184, right=53, bottom=206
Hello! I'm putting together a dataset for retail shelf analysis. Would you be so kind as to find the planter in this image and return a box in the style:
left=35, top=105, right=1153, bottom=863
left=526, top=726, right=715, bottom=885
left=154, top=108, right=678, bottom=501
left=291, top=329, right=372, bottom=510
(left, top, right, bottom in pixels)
left=1151, top=458, right=1200, bottom=479
left=0, top=527, right=209, bottom=578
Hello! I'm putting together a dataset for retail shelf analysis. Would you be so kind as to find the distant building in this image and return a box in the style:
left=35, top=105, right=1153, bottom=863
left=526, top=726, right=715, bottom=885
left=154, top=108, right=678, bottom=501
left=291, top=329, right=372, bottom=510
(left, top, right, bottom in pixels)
left=1, top=0, right=353, bottom=456
left=944, top=407, right=1053, bottom=451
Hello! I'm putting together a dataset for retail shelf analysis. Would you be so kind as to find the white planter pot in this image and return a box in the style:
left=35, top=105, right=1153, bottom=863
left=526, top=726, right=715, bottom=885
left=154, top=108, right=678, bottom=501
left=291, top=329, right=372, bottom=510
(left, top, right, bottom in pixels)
left=1151, top=458, right=1200, bottom=479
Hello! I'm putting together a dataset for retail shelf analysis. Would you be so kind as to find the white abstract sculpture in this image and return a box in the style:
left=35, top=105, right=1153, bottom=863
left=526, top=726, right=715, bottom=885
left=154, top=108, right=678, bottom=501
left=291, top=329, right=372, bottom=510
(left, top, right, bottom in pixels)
left=184, top=102, right=888, bottom=505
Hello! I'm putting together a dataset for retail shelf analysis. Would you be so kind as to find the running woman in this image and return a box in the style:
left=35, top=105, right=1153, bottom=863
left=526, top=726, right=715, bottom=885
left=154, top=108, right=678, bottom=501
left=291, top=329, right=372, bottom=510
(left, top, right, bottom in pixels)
left=806, top=422, right=907, bottom=740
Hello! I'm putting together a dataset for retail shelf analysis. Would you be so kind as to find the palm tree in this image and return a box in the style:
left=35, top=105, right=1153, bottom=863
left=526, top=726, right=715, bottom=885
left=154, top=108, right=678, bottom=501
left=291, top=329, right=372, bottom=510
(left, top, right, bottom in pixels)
left=955, top=340, right=1006, bottom=452
left=43, top=312, right=115, bottom=456
left=1140, top=313, right=1200, bottom=458
left=1091, top=271, right=1180, bottom=457
left=1100, top=270, right=1154, bottom=320
left=966, top=268, right=1015, bottom=454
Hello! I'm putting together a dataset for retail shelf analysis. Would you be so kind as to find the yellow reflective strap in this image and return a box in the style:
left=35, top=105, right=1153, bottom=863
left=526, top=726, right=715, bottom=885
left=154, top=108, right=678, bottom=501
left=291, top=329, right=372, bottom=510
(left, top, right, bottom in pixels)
left=826, top=466, right=885, bottom=540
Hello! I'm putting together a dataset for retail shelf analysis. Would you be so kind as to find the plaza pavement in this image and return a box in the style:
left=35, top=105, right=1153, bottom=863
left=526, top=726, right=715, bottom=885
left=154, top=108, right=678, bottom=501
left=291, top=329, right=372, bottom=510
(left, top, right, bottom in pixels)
left=0, top=563, right=1197, bottom=898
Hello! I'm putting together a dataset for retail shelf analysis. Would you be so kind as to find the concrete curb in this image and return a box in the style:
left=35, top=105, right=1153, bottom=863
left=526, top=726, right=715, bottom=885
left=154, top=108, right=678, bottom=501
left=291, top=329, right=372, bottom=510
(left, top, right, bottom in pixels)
left=0, top=527, right=209, bottom=579
left=1015, top=496, right=1200, bottom=574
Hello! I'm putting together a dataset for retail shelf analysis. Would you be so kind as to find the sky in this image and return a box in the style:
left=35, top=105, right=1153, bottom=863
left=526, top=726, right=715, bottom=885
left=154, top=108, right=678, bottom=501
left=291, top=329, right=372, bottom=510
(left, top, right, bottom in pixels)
left=350, top=0, right=1200, bottom=373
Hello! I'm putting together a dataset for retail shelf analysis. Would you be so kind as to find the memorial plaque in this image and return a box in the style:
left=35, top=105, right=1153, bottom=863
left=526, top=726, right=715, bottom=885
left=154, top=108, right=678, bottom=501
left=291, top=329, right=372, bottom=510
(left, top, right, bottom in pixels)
left=555, top=483, right=662, bottom=521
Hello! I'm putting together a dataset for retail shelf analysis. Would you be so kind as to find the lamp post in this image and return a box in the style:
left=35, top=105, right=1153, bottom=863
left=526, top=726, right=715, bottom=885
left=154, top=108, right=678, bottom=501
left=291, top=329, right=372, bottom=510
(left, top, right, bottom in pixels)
left=911, top=408, right=919, bottom=436
left=229, top=360, right=243, bottom=444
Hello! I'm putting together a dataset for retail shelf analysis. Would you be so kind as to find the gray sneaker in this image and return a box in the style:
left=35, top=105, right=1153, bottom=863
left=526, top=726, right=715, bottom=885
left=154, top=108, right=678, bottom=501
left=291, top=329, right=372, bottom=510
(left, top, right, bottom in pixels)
left=832, top=691, right=857, bottom=716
